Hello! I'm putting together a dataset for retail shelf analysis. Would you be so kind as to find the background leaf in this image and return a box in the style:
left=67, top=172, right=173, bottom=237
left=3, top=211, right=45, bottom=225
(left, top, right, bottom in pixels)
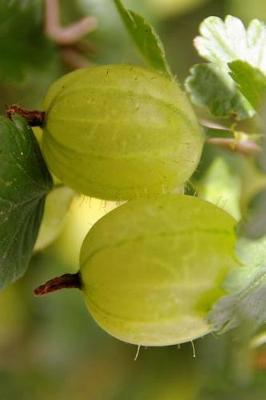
left=198, top=157, right=241, bottom=220
left=186, top=16, right=266, bottom=119
left=0, top=116, right=52, bottom=288
left=185, top=63, right=255, bottom=119
left=194, top=16, right=266, bottom=70
left=113, top=0, right=172, bottom=78
left=239, top=189, right=266, bottom=239
left=229, top=61, right=266, bottom=109
left=208, top=237, right=266, bottom=335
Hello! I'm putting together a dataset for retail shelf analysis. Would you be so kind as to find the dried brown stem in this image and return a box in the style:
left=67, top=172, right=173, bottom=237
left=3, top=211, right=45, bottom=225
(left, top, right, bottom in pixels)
left=34, top=273, right=81, bottom=296
left=6, top=105, right=45, bottom=127
left=206, top=137, right=262, bottom=156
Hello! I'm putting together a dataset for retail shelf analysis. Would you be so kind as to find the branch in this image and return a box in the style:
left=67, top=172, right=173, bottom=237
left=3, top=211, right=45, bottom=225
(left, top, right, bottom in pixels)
left=44, top=0, right=97, bottom=45
left=206, top=137, right=262, bottom=156
left=44, top=0, right=97, bottom=68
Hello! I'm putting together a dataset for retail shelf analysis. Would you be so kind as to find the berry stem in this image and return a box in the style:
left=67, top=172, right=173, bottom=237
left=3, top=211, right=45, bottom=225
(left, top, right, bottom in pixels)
left=6, top=105, right=46, bottom=127
left=34, top=273, right=81, bottom=296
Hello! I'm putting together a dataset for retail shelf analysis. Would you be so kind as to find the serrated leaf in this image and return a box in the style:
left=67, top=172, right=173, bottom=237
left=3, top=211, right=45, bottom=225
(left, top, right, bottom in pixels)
left=229, top=60, right=266, bottom=109
left=186, top=16, right=266, bottom=119
left=209, top=268, right=266, bottom=335
left=185, top=63, right=255, bottom=119
left=194, top=16, right=266, bottom=70
left=0, top=116, right=52, bottom=288
left=113, top=0, right=172, bottom=78
left=209, top=236, right=266, bottom=335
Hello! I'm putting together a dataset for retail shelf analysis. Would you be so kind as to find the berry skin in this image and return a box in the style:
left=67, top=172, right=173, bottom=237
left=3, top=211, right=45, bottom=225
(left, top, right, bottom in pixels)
left=79, top=194, right=239, bottom=346
left=42, top=65, right=204, bottom=201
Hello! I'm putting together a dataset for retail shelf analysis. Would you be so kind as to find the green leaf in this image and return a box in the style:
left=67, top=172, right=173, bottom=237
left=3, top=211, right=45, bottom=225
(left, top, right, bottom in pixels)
left=208, top=236, right=266, bottom=335
left=228, top=60, right=266, bottom=239
left=113, top=0, right=172, bottom=78
left=186, top=16, right=266, bottom=119
left=229, top=60, right=266, bottom=109
left=0, top=116, right=52, bottom=288
left=185, top=63, right=254, bottom=119
left=194, top=16, right=266, bottom=70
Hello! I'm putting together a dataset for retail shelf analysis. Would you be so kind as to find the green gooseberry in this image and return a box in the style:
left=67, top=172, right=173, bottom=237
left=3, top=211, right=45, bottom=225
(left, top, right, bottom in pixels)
left=35, top=194, right=239, bottom=347
left=42, top=65, right=204, bottom=201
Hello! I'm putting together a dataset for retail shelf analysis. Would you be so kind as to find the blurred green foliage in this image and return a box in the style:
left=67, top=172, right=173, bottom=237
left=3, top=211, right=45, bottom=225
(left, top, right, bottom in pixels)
left=0, top=0, right=55, bottom=82
left=1, top=0, right=266, bottom=399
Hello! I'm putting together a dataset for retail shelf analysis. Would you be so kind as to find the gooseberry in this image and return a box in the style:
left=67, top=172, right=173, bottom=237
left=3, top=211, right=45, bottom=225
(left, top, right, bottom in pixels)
left=42, top=65, right=204, bottom=201
left=35, top=194, right=239, bottom=346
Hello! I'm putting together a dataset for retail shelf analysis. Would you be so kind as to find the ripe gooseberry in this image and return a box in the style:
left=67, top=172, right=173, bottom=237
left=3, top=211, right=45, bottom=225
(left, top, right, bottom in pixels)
left=35, top=194, right=239, bottom=346
left=41, top=65, right=204, bottom=201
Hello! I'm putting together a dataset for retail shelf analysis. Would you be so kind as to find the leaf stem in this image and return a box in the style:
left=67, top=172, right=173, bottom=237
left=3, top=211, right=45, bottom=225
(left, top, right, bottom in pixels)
left=206, top=137, right=262, bottom=156
left=34, top=273, right=81, bottom=296
left=6, top=105, right=46, bottom=127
